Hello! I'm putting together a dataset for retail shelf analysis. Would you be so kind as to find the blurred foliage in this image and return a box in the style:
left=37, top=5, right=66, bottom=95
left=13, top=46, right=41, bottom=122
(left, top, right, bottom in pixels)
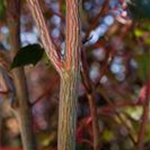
left=0, top=0, right=150, bottom=150
left=127, top=0, right=150, bottom=21
left=0, top=0, right=6, bottom=20
left=136, top=52, right=149, bottom=82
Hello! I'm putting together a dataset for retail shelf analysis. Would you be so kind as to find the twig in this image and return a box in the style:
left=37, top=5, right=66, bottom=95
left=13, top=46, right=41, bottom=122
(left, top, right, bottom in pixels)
left=82, top=139, right=93, bottom=147
left=31, top=75, right=59, bottom=106
left=0, top=91, right=9, bottom=94
left=81, top=49, right=101, bottom=150
left=27, top=0, right=63, bottom=73
left=134, top=75, right=150, bottom=150
left=83, top=0, right=110, bottom=41
left=7, top=0, right=37, bottom=150
left=99, top=102, right=142, bottom=113
left=99, top=88, right=136, bottom=145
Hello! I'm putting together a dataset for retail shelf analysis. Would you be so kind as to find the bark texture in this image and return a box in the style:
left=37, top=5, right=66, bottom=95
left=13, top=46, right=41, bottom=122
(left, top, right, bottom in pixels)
left=58, top=71, right=79, bottom=150
left=57, top=1, right=81, bottom=150
left=26, top=0, right=81, bottom=150
left=7, top=1, right=37, bottom=150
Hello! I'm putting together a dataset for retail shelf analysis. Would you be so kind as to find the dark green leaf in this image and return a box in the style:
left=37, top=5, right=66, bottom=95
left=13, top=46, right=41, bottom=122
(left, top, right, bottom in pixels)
left=127, top=0, right=150, bottom=21
left=76, top=145, right=86, bottom=150
left=11, top=44, right=44, bottom=69
left=135, top=51, right=149, bottom=82
left=0, top=0, right=6, bottom=20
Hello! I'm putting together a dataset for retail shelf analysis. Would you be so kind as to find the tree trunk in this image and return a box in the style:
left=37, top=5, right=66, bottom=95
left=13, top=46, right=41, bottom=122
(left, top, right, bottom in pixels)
left=26, top=0, right=81, bottom=150
left=57, top=1, right=81, bottom=150
left=7, top=1, right=37, bottom=150
left=13, top=70, right=37, bottom=150
left=58, top=71, right=79, bottom=150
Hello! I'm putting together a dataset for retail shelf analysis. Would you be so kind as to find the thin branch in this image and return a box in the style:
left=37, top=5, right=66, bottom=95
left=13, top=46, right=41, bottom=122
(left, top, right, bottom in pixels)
left=65, top=0, right=81, bottom=70
left=26, top=0, right=63, bottom=73
left=135, top=75, right=150, bottom=150
left=95, top=44, right=113, bottom=87
left=99, top=88, right=137, bottom=145
left=0, top=91, right=9, bottom=94
left=83, top=0, right=110, bottom=41
left=81, top=49, right=101, bottom=150
left=58, top=0, right=64, bottom=39
left=31, top=75, right=59, bottom=106
left=7, top=0, right=37, bottom=150
left=99, top=102, right=142, bottom=113
left=82, top=139, right=93, bottom=147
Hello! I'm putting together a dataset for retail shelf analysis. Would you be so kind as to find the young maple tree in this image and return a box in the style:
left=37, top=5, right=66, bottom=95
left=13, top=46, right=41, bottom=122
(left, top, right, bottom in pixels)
left=26, top=0, right=81, bottom=150
left=1, top=1, right=150, bottom=150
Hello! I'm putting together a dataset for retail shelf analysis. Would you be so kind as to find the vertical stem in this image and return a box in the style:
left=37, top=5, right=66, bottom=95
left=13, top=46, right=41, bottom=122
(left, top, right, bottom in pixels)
left=13, top=70, right=37, bottom=150
left=26, top=0, right=62, bottom=73
left=81, top=50, right=100, bottom=150
left=87, top=93, right=101, bottom=150
left=58, top=72, right=79, bottom=150
left=58, top=1, right=81, bottom=150
left=0, top=103, right=2, bottom=146
left=65, top=0, right=81, bottom=69
left=7, top=1, right=37, bottom=150
left=26, top=1, right=81, bottom=150
left=135, top=75, right=150, bottom=150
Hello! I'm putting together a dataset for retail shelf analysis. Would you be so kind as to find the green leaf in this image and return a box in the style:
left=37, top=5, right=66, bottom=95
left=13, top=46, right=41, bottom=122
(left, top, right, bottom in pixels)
left=76, top=145, right=86, bottom=150
left=11, top=44, right=44, bottom=69
left=145, top=37, right=150, bottom=45
left=127, top=0, right=150, bottom=21
left=134, top=29, right=144, bottom=37
left=135, top=52, right=149, bottom=82
left=103, top=130, right=115, bottom=142
left=0, top=0, right=6, bottom=20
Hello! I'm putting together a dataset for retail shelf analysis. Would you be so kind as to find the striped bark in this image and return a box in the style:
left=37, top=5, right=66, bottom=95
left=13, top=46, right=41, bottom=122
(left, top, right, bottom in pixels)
left=58, top=71, right=79, bottom=150
left=57, top=1, right=81, bottom=150
left=26, top=0, right=63, bottom=73
left=7, top=1, right=37, bottom=150
left=26, top=0, right=81, bottom=150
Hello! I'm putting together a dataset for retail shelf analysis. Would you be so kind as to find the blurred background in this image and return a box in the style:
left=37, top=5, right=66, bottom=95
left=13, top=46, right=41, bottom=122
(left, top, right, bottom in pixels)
left=0, top=0, right=150, bottom=150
